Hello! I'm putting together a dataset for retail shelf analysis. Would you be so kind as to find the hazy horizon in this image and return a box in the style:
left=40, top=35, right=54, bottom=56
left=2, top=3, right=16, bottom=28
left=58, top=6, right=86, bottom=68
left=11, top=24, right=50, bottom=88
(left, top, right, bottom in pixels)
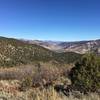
left=0, top=35, right=100, bottom=42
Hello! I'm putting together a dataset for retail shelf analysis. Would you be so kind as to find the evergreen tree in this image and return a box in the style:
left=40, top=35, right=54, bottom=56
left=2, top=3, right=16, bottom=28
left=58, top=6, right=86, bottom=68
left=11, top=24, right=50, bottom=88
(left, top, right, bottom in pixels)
left=69, top=53, right=100, bottom=93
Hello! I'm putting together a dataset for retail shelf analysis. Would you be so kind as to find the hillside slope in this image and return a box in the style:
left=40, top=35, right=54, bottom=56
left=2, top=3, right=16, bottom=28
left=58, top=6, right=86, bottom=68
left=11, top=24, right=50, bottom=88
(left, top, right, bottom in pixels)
left=27, top=39, right=100, bottom=54
left=59, top=39, right=100, bottom=54
left=0, top=37, right=81, bottom=67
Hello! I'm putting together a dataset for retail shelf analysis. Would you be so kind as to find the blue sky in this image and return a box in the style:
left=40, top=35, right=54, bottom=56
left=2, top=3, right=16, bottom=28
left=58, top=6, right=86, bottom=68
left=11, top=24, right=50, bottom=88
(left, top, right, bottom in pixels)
left=0, top=0, right=100, bottom=41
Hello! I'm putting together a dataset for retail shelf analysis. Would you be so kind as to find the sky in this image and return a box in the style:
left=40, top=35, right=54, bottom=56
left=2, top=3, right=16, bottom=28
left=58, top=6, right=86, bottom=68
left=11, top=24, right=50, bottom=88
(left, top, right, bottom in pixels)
left=0, top=0, right=100, bottom=41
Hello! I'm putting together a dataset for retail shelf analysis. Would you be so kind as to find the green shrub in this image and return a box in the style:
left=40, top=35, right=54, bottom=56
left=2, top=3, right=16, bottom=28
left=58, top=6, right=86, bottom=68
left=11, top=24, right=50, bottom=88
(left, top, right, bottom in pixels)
left=69, top=53, right=100, bottom=93
left=19, top=76, right=33, bottom=91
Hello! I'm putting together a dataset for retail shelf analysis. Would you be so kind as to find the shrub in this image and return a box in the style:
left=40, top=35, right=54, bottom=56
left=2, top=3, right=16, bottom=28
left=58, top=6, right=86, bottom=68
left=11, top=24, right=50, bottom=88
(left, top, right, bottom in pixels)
left=69, top=53, right=100, bottom=93
left=19, top=76, right=33, bottom=91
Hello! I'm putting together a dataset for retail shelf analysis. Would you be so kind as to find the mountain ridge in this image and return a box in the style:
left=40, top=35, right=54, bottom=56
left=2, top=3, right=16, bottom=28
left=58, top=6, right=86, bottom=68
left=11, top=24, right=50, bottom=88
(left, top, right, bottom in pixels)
left=25, top=39, right=100, bottom=54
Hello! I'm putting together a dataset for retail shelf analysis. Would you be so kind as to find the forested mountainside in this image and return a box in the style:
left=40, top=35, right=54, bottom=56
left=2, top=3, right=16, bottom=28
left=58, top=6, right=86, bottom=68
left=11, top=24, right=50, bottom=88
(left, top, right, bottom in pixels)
left=0, top=37, right=81, bottom=67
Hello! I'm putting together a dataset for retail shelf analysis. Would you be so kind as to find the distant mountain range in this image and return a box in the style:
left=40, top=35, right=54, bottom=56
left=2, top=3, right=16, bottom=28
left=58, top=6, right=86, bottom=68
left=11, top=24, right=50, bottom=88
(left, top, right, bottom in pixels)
left=25, top=39, right=100, bottom=54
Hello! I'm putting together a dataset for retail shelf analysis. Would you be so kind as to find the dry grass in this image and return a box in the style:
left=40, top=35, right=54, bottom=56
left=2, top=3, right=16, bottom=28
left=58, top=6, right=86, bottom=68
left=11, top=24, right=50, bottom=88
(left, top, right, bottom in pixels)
left=0, top=64, right=36, bottom=80
left=0, top=63, right=70, bottom=87
left=0, top=64, right=99, bottom=100
left=0, top=81, right=100, bottom=100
